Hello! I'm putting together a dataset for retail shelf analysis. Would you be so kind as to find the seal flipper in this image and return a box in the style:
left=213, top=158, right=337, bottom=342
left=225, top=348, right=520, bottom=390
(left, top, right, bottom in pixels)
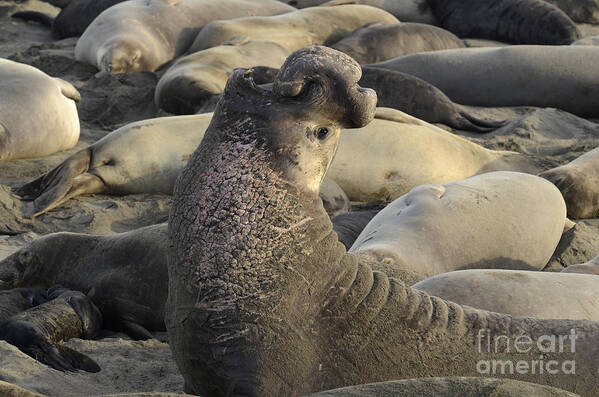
left=457, top=110, right=508, bottom=133
left=99, top=298, right=158, bottom=340
left=53, top=78, right=81, bottom=102
left=16, top=148, right=105, bottom=218
left=11, top=11, right=54, bottom=28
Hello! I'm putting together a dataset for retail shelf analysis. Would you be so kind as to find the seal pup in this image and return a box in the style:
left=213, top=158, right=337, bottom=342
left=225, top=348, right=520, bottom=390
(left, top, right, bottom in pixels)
left=545, top=0, right=599, bottom=23
left=427, top=0, right=580, bottom=44
left=359, top=66, right=505, bottom=132
left=413, top=269, right=599, bottom=321
left=0, top=224, right=167, bottom=340
left=0, top=286, right=102, bottom=372
left=188, top=4, right=399, bottom=53
left=539, top=146, right=599, bottom=219
left=74, top=0, right=294, bottom=73
left=0, top=59, right=80, bottom=161
left=155, top=39, right=289, bottom=114
left=277, top=0, right=437, bottom=24
left=350, top=172, right=567, bottom=279
left=167, top=45, right=599, bottom=397
left=372, top=45, right=599, bottom=118
left=331, top=22, right=466, bottom=64
left=327, top=107, right=537, bottom=202
left=12, top=0, right=125, bottom=38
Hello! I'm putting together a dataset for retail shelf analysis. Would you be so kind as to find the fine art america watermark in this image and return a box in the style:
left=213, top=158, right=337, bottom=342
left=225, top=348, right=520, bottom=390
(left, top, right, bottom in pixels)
left=476, top=329, right=577, bottom=375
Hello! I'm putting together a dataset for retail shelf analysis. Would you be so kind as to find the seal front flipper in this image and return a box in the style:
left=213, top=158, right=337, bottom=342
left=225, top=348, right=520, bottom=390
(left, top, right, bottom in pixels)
left=11, top=11, right=55, bottom=28
left=16, top=148, right=105, bottom=218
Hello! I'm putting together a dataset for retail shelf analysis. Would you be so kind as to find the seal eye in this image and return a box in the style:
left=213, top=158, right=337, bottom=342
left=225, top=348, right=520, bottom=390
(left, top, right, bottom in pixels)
left=317, top=127, right=329, bottom=140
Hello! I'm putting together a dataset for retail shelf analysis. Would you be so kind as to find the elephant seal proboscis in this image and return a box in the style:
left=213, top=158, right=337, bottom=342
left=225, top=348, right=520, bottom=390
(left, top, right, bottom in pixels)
left=359, top=66, right=506, bottom=132
left=539, top=146, right=599, bottom=219
left=413, top=269, right=599, bottom=321
left=0, top=224, right=167, bottom=340
left=188, top=4, right=399, bottom=53
left=276, top=0, right=437, bottom=24
left=166, top=45, right=599, bottom=397
left=427, top=0, right=580, bottom=44
left=0, top=59, right=80, bottom=161
left=327, top=107, right=537, bottom=202
left=350, top=171, right=567, bottom=279
left=0, top=286, right=102, bottom=372
left=155, top=39, right=289, bottom=114
left=12, top=0, right=125, bottom=38
left=74, top=0, right=294, bottom=73
left=331, top=22, right=465, bottom=64
left=373, top=45, right=599, bottom=118
left=545, top=0, right=599, bottom=23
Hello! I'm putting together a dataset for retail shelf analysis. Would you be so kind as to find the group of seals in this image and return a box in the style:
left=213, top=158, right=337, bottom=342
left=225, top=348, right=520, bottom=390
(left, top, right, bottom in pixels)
left=0, top=59, right=80, bottom=161
left=373, top=45, right=599, bottom=118
left=74, top=0, right=294, bottom=73
left=166, top=46, right=599, bottom=396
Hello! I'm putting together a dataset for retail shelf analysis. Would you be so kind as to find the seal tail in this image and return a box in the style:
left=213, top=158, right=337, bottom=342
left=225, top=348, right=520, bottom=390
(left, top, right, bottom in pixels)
left=16, top=148, right=105, bottom=218
left=11, top=11, right=54, bottom=28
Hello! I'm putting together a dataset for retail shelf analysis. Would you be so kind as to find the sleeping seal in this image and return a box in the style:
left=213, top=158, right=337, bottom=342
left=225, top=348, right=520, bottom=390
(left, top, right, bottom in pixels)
left=413, top=269, right=599, bottom=321
left=427, top=0, right=580, bottom=44
left=74, top=0, right=294, bottom=73
left=539, top=146, right=599, bottom=219
left=166, top=45, right=599, bottom=397
left=373, top=45, right=599, bottom=118
left=0, top=59, right=80, bottom=161
left=331, top=22, right=466, bottom=64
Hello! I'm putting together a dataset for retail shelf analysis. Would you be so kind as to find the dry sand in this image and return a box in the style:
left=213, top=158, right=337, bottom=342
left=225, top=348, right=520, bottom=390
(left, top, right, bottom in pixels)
left=2, top=1, right=599, bottom=395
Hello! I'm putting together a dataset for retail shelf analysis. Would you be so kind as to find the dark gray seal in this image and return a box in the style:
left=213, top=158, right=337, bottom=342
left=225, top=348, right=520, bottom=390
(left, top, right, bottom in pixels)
left=166, top=45, right=599, bottom=397
left=545, top=0, right=599, bottom=23
left=427, top=0, right=581, bottom=44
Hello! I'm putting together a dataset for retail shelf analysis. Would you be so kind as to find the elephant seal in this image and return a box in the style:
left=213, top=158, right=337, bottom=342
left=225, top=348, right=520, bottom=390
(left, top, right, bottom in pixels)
left=74, top=0, right=294, bottom=73
left=358, top=66, right=505, bottom=132
left=545, top=0, right=599, bottom=23
left=307, top=377, right=582, bottom=397
left=0, top=288, right=46, bottom=325
left=0, top=59, right=80, bottom=161
left=331, top=22, right=465, bottom=64
left=331, top=210, right=379, bottom=249
left=427, top=0, right=580, bottom=44
left=276, top=0, right=437, bottom=24
left=12, top=0, right=125, bottom=38
left=155, top=39, right=289, bottom=114
left=167, top=45, right=599, bottom=397
left=539, top=146, right=599, bottom=219
left=327, top=107, right=537, bottom=202
left=350, top=172, right=567, bottom=279
left=0, top=224, right=167, bottom=340
left=561, top=253, right=599, bottom=275
left=0, top=381, right=43, bottom=397
left=413, top=269, right=599, bottom=321
left=572, top=35, right=599, bottom=45
left=373, top=45, right=599, bottom=118
left=0, top=287, right=102, bottom=373
left=188, top=4, right=399, bottom=53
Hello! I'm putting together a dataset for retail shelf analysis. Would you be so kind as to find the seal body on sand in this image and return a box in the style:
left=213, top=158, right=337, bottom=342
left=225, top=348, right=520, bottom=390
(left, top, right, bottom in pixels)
left=332, top=22, right=465, bottom=64
left=188, top=4, right=399, bottom=53
left=74, top=0, right=294, bottom=73
left=413, top=269, right=599, bottom=321
left=427, top=0, right=580, bottom=44
left=539, top=146, right=599, bottom=219
left=562, top=253, right=599, bottom=275
left=155, top=39, right=289, bottom=114
left=545, top=0, right=599, bottom=23
left=327, top=107, right=537, bottom=202
left=350, top=171, right=567, bottom=279
left=0, top=224, right=167, bottom=340
left=359, top=67, right=505, bottom=132
left=12, top=0, right=125, bottom=38
left=277, top=0, right=437, bottom=24
left=373, top=46, right=599, bottom=118
left=167, top=45, right=599, bottom=397
left=307, top=377, right=582, bottom=397
left=0, top=59, right=80, bottom=161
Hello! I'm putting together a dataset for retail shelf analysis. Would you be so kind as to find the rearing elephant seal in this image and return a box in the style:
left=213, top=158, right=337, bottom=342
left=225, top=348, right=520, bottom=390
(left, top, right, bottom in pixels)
left=167, top=45, right=599, bottom=397
left=0, top=59, right=80, bottom=161
left=427, top=0, right=580, bottom=44
left=373, top=45, right=599, bottom=118
left=74, top=0, right=294, bottom=73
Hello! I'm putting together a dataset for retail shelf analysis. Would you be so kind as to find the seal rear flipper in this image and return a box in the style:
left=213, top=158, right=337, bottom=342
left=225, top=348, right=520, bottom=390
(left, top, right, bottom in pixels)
left=100, top=298, right=158, bottom=340
left=456, top=110, right=508, bottom=133
left=11, top=11, right=54, bottom=28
